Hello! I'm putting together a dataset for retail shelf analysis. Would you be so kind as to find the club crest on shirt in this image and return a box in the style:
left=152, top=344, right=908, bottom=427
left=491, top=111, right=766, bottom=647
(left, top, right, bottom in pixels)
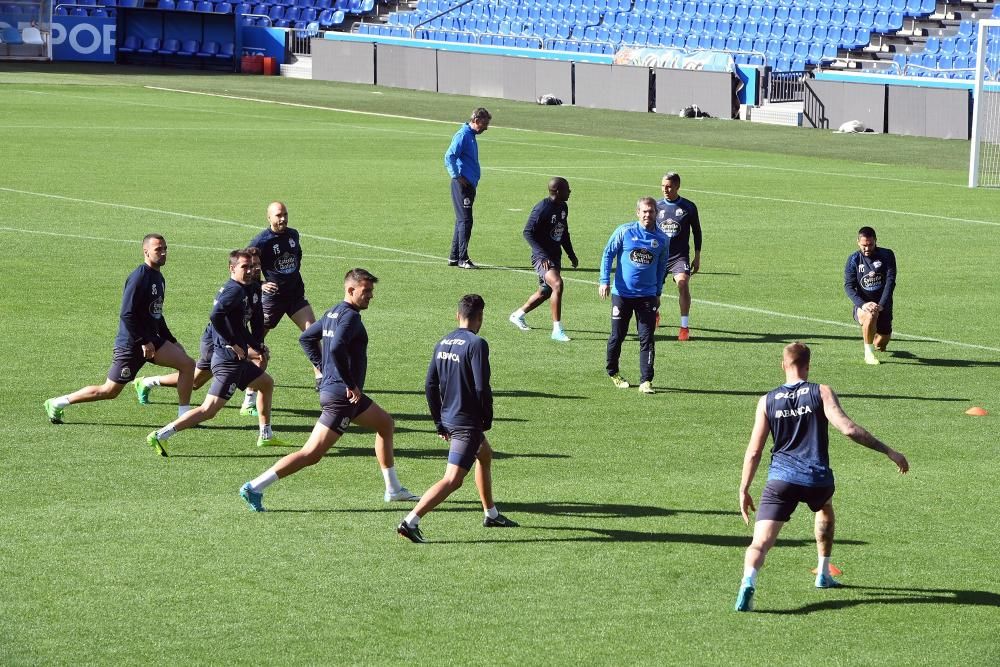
left=873, top=260, right=882, bottom=269
left=289, top=238, right=296, bottom=248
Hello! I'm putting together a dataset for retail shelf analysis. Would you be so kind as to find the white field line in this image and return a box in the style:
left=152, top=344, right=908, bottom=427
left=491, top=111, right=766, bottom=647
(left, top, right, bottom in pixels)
left=1, top=200, right=997, bottom=353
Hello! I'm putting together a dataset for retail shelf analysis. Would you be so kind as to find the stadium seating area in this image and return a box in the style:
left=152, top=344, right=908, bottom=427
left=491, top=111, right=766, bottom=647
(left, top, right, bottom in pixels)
left=358, top=0, right=951, bottom=72
left=45, top=0, right=360, bottom=29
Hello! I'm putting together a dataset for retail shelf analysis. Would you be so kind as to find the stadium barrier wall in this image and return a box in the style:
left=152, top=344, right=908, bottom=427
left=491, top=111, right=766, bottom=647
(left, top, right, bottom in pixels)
left=378, top=43, right=437, bottom=90
left=575, top=62, right=652, bottom=112
left=887, top=85, right=971, bottom=140
left=804, top=80, right=888, bottom=133
left=654, top=67, right=738, bottom=119
left=316, top=34, right=737, bottom=115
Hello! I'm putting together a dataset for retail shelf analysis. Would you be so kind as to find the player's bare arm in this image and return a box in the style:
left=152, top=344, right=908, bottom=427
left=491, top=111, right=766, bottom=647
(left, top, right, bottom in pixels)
left=739, top=396, right=770, bottom=524
left=820, top=385, right=909, bottom=473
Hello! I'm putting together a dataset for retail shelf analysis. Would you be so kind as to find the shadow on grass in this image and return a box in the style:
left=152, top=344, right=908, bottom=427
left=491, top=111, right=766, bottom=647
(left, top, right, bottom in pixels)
left=171, top=446, right=569, bottom=460
left=755, top=584, right=1000, bottom=615
left=887, top=349, right=1000, bottom=368
left=666, top=327, right=859, bottom=345
left=653, top=387, right=970, bottom=402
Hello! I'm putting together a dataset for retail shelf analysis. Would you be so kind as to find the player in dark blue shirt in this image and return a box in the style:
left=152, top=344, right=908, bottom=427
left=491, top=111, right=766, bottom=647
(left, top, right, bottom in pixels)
left=239, top=268, right=419, bottom=512
left=145, top=250, right=283, bottom=457
left=248, top=201, right=322, bottom=387
left=44, top=234, right=196, bottom=425
left=734, top=343, right=909, bottom=612
left=133, top=248, right=265, bottom=411
left=656, top=172, right=702, bottom=340
left=599, top=197, right=670, bottom=395
left=397, top=294, right=518, bottom=543
left=509, top=177, right=578, bottom=342
left=844, top=226, right=897, bottom=366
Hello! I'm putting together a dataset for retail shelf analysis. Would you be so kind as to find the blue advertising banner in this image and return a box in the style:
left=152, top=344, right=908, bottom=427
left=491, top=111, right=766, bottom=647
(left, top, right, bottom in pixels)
left=51, top=16, right=115, bottom=62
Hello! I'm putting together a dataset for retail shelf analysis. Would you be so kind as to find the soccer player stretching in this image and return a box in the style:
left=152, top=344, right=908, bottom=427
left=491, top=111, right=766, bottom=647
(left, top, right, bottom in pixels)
left=44, top=234, right=195, bottom=424
left=509, top=177, right=578, bottom=342
left=844, top=226, right=897, bottom=365
left=145, top=249, right=282, bottom=456
left=248, top=201, right=322, bottom=386
left=398, top=294, right=518, bottom=543
left=734, top=342, right=909, bottom=612
left=239, top=269, right=419, bottom=511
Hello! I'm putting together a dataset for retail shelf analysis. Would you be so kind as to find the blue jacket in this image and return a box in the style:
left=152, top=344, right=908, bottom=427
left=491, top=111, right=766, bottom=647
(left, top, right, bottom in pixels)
left=444, top=123, right=482, bottom=186
left=599, top=222, right=670, bottom=298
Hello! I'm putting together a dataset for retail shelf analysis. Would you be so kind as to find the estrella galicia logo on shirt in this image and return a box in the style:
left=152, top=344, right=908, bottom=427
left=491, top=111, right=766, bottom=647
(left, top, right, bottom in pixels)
left=149, top=297, right=164, bottom=318
left=275, top=253, right=297, bottom=274
left=860, top=272, right=883, bottom=291
left=658, top=219, right=680, bottom=237
left=630, top=247, right=655, bottom=265
left=550, top=221, right=565, bottom=241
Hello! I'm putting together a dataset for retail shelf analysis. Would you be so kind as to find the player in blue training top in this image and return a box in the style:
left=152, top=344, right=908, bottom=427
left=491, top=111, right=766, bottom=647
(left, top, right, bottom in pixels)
left=444, top=107, right=491, bottom=269
left=509, top=177, right=578, bottom=342
left=239, top=268, right=419, bottom=512
left=734, top=342, right=909, bottom=612
left=599, top=197, right=670, bottom=395
left=656, top=172, right=702, bottom=341
left=134, top=248, right=268, bottom=416
left=844, top=226, right=897, bottom=366
left=145, top=249, right=283, bottom=457
left=398, top=294, right=518, bottom=543
left=248, top=201, right=322, bottom=387
left=44, top=234, right=196, bottom=425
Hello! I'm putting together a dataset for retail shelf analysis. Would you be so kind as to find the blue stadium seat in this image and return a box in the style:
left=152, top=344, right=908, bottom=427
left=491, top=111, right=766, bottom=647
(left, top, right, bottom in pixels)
left=817, top=7, right=831, bottom=25
left=177, top=39, right=199, bottom=56
left=195, top=0, right=213, bottom=10
left=158, top=38, right=180, bottom=54
left=924, top=36, right=939, bottom=54
left=217, top=42, right=236, bottom=59
left=216, top=2, right=233, bottom=12
left=118, top=35, right=140, bottom=53
left=176, top=0, right=194, bottom=9
left=137, top=37, right=161, bottom=53
left=196, top=40, right=220, bottom=56
left=958, top=21, right=974, bottom=39
left=157, top=0, right=176, bottom=8
left=71, top=7, right=88, bottom=16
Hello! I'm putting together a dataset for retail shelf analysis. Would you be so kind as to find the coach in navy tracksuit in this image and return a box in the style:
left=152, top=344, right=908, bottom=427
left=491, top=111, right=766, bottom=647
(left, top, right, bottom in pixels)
left=396, top=294, right=518, bottom=543
left=444, top=107, right=491, bottom=269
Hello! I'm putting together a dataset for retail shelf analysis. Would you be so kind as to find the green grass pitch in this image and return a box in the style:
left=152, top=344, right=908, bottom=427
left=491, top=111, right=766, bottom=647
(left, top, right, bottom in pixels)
left=1, top=64, right=998, bottom=664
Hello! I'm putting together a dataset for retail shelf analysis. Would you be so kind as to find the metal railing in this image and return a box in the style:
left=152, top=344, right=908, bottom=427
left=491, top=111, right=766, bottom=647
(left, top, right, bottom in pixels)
left=767, top=69, right=812, bottom=103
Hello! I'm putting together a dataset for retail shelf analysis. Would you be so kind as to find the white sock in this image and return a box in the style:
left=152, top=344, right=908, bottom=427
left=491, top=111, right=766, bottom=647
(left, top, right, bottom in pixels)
left=552, top=320, right=562, bottom=331
left=382, top=466, right=401, bottom=493
left=404, top=511, right=420, bottom=527
left=156, top=424, right=177, bottom=441
left=512, top=309, right=525, bottom=318
left=177, top=405, right=190, bottom=418
left=259, top=424, right=273, bottom=439
left=743, top=567, right=758, bottom=585
left=681, top=315, right=689, bottom=328
left=818, top=556, right=831, bottom=577
left=53, top=396, right=71, bottom=408
left=143, top=377, right=161, bottom=388
left=243, top=391, right=256, bottom=406
left=484, top=506, right=499, bottom=519
left=249, top=470, right=278, bottom=493
left=864, top=343, right=875, bottom=354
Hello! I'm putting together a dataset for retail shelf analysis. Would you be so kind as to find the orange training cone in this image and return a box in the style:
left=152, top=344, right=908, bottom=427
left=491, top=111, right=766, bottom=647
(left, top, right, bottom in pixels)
left=966, top=407, right=988, bottom=416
